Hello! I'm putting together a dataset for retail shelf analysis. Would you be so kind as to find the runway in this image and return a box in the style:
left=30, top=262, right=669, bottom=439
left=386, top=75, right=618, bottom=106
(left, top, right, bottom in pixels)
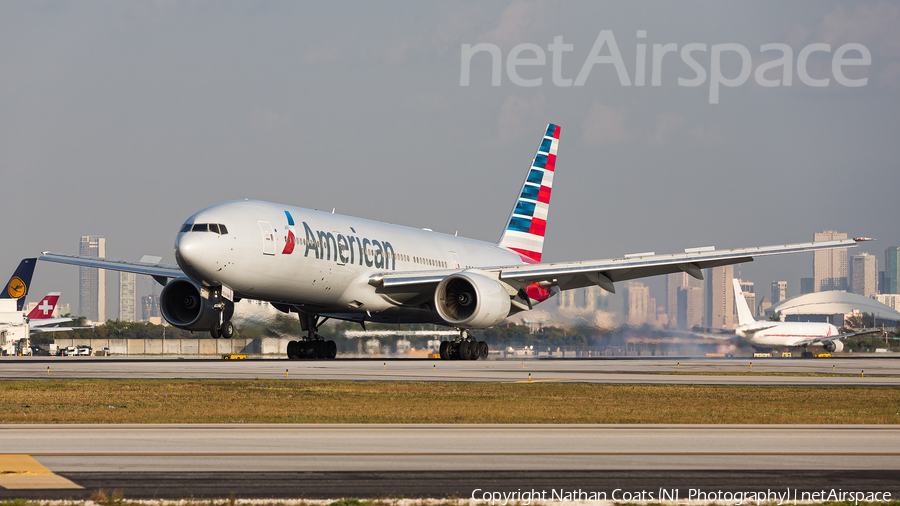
left=1, top=424, right=899, bottom=499
left=1, top=356, right=899, bottom=385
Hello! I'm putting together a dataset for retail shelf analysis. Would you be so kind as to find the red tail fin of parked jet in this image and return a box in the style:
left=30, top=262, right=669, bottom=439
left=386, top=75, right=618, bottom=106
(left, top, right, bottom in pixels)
left=27, top=292, right=60, bottom=320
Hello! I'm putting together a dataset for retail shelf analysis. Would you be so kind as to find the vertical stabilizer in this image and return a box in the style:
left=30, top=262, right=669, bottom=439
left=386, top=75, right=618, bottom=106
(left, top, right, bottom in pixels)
left=732, top=278, right=756, bottom=326
left=497, top=123, right=560, bottom=263
left=27, top=293, right=61, bottom=320
left=1, top=258, right=36, bottom=311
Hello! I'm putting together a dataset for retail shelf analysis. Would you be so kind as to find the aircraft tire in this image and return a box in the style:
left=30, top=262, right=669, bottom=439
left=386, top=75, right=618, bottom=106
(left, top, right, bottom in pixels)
left=325, top=340, right=337, bottom=359
left=468, top=341, right=479, bottom=360
left=209, top=322, right=220, bottom=339
left=287, top=341, right=299, bottom=360
left=300, top=341, right=313, bottom=359
left=479, top=341, right=489, bottom=359
left=439, top=341, right=450, bottom=360
left=315, top=340, right=326, bottom=359
left=219, top=321, right=234, bottom=339
left=458, top=340, right=471, bottom=360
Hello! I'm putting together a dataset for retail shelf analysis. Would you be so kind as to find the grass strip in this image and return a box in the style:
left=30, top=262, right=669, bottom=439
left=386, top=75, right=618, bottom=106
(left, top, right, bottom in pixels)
left=0, top=380, right=898, bottom=424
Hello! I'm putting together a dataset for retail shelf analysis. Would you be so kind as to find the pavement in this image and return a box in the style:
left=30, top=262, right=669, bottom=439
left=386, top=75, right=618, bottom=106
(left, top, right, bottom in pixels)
left=1, top=424, right=899, bottom=499
left=1, top=356, right=899, bottom=385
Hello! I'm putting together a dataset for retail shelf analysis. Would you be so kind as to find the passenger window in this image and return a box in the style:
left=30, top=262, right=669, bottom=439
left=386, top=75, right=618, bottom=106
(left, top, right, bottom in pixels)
left=219, top=224, right=228, bottom=235
left=209, top=224, right=220, bottom=234
left=192, top=224, right=208, bottom=232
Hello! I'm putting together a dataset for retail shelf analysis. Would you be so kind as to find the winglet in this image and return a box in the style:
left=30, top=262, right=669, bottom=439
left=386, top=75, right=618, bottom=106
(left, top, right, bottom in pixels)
left=853, top=237, right=876, bottom=242
left=498, top=123, right=560, bottom=264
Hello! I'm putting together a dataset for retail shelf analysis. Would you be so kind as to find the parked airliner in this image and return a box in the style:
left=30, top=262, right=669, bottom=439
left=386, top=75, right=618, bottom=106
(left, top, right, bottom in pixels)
left=694, top=278, right=880, bottom=354
left=39, top=124, right=866, bottom=360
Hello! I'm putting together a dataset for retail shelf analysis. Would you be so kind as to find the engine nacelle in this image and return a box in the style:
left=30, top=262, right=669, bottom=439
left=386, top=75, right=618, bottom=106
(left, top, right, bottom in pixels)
left=160, top=277, right=219, bottom=331
left=823, top=340, right=844, bottom=353
left=434, top=271, right=511, bottom=329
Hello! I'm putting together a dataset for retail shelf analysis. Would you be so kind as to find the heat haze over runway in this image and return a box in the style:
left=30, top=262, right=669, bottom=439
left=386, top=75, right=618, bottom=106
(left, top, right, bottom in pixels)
left=1, top=357, right=898, bottom=385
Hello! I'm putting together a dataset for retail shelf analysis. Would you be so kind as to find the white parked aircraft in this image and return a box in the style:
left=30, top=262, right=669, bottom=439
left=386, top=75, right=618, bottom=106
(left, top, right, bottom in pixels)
left=694, top=278, right=881, bottom=354
left=39, top=124, right=865, bottom=360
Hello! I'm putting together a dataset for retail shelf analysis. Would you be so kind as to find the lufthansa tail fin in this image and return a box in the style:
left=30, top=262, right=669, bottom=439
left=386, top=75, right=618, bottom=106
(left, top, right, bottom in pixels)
left=497, top=123, right=560, bottom=263
left=27, top=292, right=60, bottom=320
left=732, top=278, right=757, bottom=326
left=2, top=258, right=36, bottom=311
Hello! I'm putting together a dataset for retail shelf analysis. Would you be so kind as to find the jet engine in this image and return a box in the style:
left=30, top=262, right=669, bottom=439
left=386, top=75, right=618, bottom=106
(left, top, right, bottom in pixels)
left=434, top=271, right=511, bottom=329
left=823, top=340, right=844, bottom=353
left=160, top=277, right=219, bottom=331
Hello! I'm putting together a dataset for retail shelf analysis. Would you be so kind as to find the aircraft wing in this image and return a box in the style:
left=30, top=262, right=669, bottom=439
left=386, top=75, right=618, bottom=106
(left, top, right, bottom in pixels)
left=30, top=317, right=74, bottom=328
left=794, top=329, right=884, bottom=346
left=30, top=326, right=93, bottom=333
left=372, top=238, right=859, bottom=293
left=495, top=238, right=859, bottom=292
left=39, top=252, right=182, bottom=284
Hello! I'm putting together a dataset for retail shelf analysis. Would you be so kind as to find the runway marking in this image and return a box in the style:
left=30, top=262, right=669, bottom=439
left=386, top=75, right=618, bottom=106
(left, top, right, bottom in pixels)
left=512, top=379, right=567, bottom=383
left=0, top=455, right=82, bottom=490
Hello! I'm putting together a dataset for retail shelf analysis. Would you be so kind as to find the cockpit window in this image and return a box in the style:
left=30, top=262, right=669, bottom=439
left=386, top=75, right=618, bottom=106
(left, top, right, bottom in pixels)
left=186, top=223, right=228, bottom=234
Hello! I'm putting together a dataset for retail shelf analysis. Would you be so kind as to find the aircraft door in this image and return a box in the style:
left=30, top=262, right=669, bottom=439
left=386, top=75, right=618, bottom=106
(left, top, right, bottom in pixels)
left=258, top=221, right=276, bottom=256
left=449, top=252, right=460, bottom=269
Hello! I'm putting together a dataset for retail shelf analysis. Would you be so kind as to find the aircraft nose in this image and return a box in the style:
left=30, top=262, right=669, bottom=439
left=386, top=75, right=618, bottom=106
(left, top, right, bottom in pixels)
left=175, top=232, right=206, bottom=274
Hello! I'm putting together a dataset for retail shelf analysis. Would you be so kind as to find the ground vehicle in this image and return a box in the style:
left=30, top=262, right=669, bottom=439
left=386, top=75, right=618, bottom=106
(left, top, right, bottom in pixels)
left=29, top=345, right=50, bottom=356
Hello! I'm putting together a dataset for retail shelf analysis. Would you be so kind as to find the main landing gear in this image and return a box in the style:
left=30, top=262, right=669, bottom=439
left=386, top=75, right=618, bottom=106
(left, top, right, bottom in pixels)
left=438, top=330, right=489, bottom=360
left=286, top=312, right=337, bottom=360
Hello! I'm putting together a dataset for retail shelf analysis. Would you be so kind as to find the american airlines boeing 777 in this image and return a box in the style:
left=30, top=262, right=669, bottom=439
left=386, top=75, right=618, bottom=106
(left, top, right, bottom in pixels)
left=39, top=124, right=866, bottom=360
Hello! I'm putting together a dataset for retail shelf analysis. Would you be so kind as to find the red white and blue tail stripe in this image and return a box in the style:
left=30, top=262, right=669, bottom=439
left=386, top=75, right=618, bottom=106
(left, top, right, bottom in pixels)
left=498, top=123, right=560, bottom=264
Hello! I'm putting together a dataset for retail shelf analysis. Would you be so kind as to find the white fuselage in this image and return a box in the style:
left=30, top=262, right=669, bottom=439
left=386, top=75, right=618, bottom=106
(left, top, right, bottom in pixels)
left=734, top=321, right=839, bottom=348
left=175, top=200, right=530, bottom=322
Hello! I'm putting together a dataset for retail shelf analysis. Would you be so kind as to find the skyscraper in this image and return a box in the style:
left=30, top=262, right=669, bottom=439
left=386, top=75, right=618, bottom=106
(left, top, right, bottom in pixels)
left=78, top=235, right=106, bottom=322
left=771, top=281, right=787, bottom=304
left=704, top=265, right=734, bottom=328
left=851, top=252, right=878, bottom=297
left=119, top=271, right=136, bottom=321
left=624, top=282, right=650, bottom=326
left=886, top=247, right=900, bottom=294
left=666, top=271, right=703, bottom=328
left=677, top=286, right=703, bottom=330
left=813, top=230, right=848, bottom=292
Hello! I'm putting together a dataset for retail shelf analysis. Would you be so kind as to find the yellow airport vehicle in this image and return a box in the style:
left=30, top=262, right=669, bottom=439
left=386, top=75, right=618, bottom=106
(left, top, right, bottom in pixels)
left=781, top=352, right=792, bottom=357
left=428, top=353, right=441, bottom=359
left=222, top=354, right=247, bottom=360
left=814, top=353, right=831, bottom=358
left=753, top=352, right=772, bottom=358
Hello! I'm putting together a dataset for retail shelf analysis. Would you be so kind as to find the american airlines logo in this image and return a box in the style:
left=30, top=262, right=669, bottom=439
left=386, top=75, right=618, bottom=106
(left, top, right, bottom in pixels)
left=286, top=220, right=397, bottom=271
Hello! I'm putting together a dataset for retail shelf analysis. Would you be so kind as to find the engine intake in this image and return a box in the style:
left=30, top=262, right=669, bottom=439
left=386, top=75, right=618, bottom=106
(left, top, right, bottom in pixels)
left=434, top=271, right=511, bottom=329
left=160, top=277, right=219, bottom=331
left=823, top=340, right=844, bottom=353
